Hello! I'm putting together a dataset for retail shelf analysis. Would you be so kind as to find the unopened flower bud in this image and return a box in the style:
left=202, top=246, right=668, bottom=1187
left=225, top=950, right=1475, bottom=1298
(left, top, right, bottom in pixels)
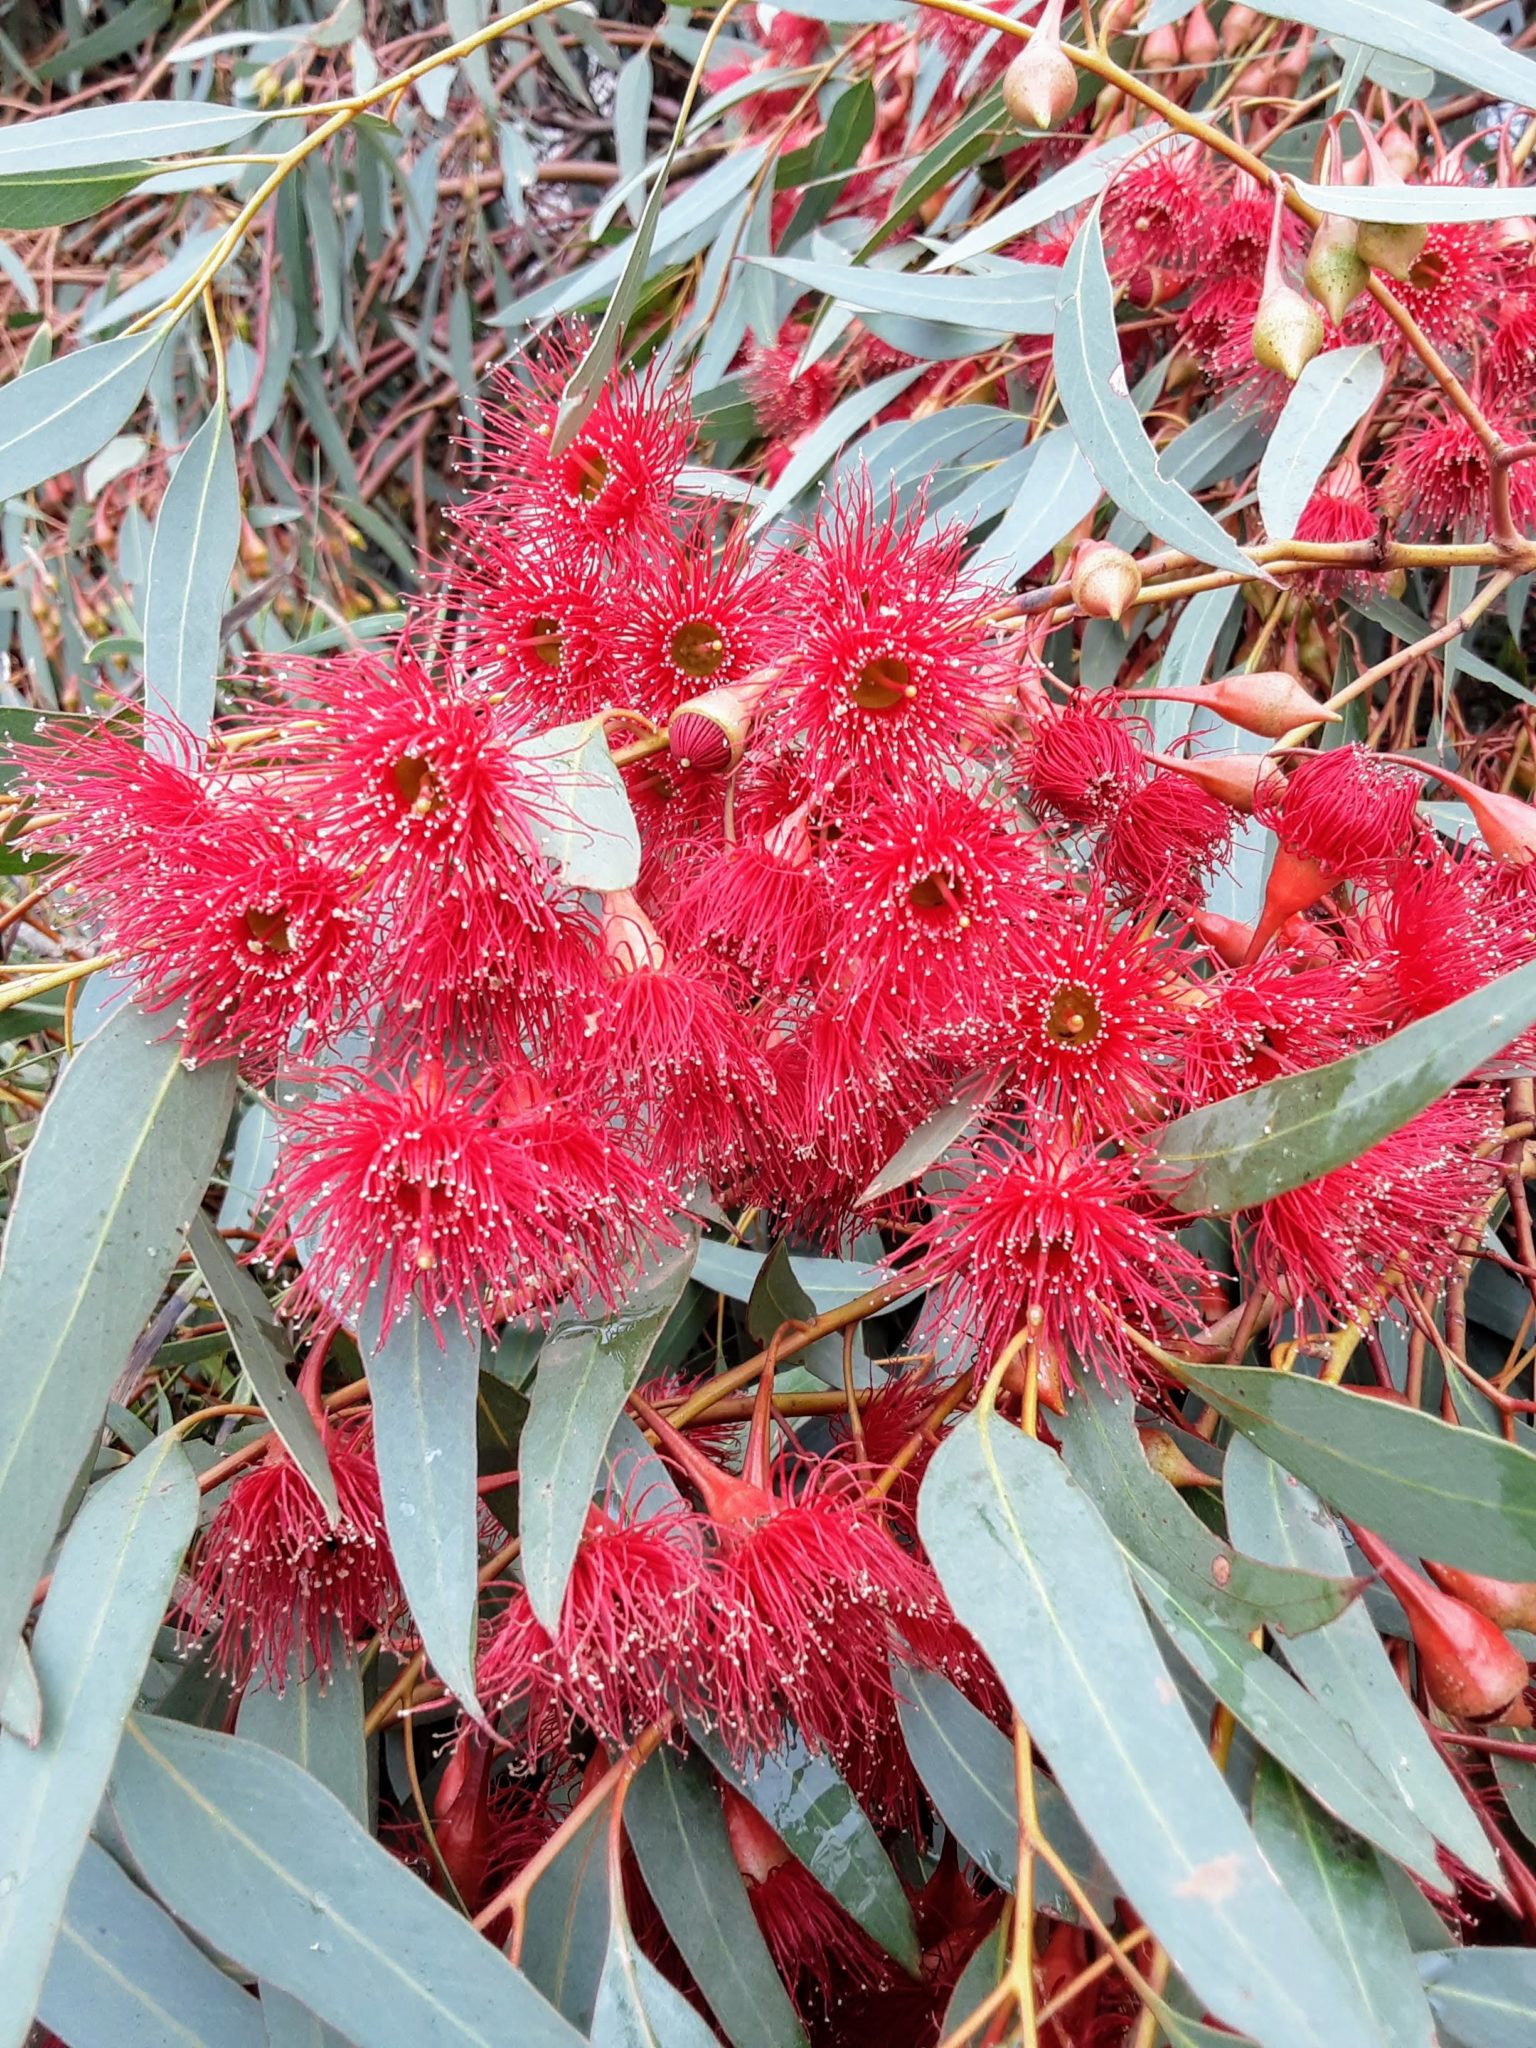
left=1138, top=1426, right=1214, bottom=1489
left=1424, top=1561, right=1536, bottom=1637
left=1151, top=748, right=1283, bottom=814
left=1220, top=1, right=1259, bottom=52
left=1141, top=19, right=1182, bottom=69
left=1191, top=907, right=1254, bottom=968
left=1201, top=669, right=1336, bottom=739
left=1070, top=541, right=1141, bottom=622
left=1355, top=1527, right=1529, bottom=1723
left=1305, top=216, right=1370, bottom=323
left=600, top=889, right=668, bottom=976
left=432, top=1730, right=496, bottom=1913
left=1252, top=284, right=1325, bottom=381
left=1179, top=1, right=1217, bottom=66
left=668, top=676, right=769, bottom=775
left=1355, top=217, right=1428, bottom=282
left=1002, top=36, right=1079, bottom=131
left=1243, top=846, right=1336, bottom=963
left=1389, top=758, right=1536, bottom=867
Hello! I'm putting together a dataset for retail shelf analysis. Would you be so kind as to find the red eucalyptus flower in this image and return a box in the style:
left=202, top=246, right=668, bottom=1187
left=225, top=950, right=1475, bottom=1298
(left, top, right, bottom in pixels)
left=469, top=331, right=689, bottom=549
left=899, top=1122, right=1212, bottom=1383
left=612, top=518, right=775, bottom=726
left=1096, top=769, right=1233, bottom=909
left=478, top=1499, right=708, bottom=1754
left=445, top=531, right=611, bottom=727
left=1243, top=1089, right=1500, bottom=1325
left=1256, top=743, right=1422, bottom=875
left=183, top=1403, right=395, bottom=1689
left=721, top=1784, right=892, bottom=2009
left=761, top=479, right=1007, bottom=790
left=1019, top=694, right=1148, bottom=827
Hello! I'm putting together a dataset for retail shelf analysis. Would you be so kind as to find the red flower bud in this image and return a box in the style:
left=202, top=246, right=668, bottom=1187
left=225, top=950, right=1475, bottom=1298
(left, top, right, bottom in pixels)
left=1151, top=748, right=1284, bottom=814
left=1191, top=907, right=1254, bottom=968
left=1424, top=1561, right=1536, bottom=1637
left=1355, top=1527, right=1529, bottom=1723
left=1138, top=670, right=1335, bottom=741
left=1242, top=846, right=1337, bottom=963
left=431, top=1729, right=497, bottom=1913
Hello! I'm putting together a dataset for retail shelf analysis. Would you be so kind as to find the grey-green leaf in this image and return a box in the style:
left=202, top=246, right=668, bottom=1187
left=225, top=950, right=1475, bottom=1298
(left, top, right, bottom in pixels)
left=1054, top=207, right=1255, bottom=579
left=592, top=1898, right=724, bottom=2048
left=0, top=1006, right=234, bottom=1710
left=143, top=404, right=240, bottom=738
left=0, top=326, right=170, bottom=503
left=185, top=1211, right=337, bottom=1524
left=918, top=1410, right=1382, bottom=2048
left=1149, top=957, right=1536, bottom=1214
left=1223, top=1437, right=1497, bottom=1882
left=1293, top=179, right=1536, bottom=222
left=1182, top=1362, right=1536, bottom=1585
left=1133, top=1570, right=1442, bottom=1885
left=40, top=1840, right=265, bottom=2048
left=0, top=1435, right=197, bottom=2043
left=364, top=1302, right=483, bottom=1715
left=520, top=1234, right=697, bottom=1633
left=0, top=164, right=152, bottom=231
left=238, top=1632, right=366, bottom=2048
left=109, top=1717, right=583, bottom=2047
left=521, top=1802, right=610, bottom=2032
left=1, top=1641, right=40, bottom=1747
left=512, top=722, right=642, bottom=892
left=1257, top=345, right=1383, bottom=544
left=745, top=1236, right=816, bottom=1345
left=623, top=1748, right=807, bottom=2048
left=1251, top=1758, right=1436, bottom=2048
left=893, top=1664, right=1114, bottom=1917
left=0, top=101, right=263, bottom=176
left=748, top=255, right=1058, bottom=335
left=857, top=1068, right=998, bottom=1205
left=1055, top=1379, right=1362, bottom=1636
left=1420, top=1948, right=1536, bottom=2047
left=696, top=1729, right=919, bottom=1970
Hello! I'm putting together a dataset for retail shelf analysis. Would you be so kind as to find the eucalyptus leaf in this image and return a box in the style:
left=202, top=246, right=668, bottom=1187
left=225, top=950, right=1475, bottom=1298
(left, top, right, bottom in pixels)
left=918, top=1410, right=1383, bottom=2047
left=1174, top=1361, right=1536, bottom=1585
left=40, top=1840, right=266, bottom=2048
left=520, top=1234, right=697, bottom=1633
left=893, top=1664, right=1114, bottom=1916
left=696, top=1728, right=919, bottom=1969
left=0, top=1007, right=233, bottom=1709
left=1251, top=1757, right=1436, bottom=2048
left=109, top=1717, right=582, bottom=2047
left=0, top=101, right=263, bottom=175
left=749, top=255, right=1057, bottom=334
left=521, top=1802, right=610, bottom=2032
left=623, top=1748, right=807, bottom=2048
left=0, top=1435, right=197, bottom=2042
left=1149, top=957, right=1536, bottom=1213
left=512, top=722, right=642, bottom=892
left=1420, top=1948, right=1536, bottom=2048
left=0, top=326, right=170, bottom=504
left=363, top=1301, right=483, bottom=1715
left=1223, top=1437, right=1497, bottom=1882
left=1056, top=1380, right=1362, bottom=1636
left=184, top=1211, right=337, bottom=1523
left=1294, top=178, right=1536, bottom=222
left=1133, top=1570, right=1442, bottom=1884
left=0, top=164, right=151, bottom=231
left=748, top=366, right=925, bottom=534
left=1054, top=206, right=1254, bottom=578
left=928, top=128, right=1151, bottom=269
left=974, top=426, right=1101, bottom=582
left=858, top=1068, right=998, bottom=1203
left=1257, top=346, right=1383, bottom=544
left=592, top=1897, right=724, bottom=2048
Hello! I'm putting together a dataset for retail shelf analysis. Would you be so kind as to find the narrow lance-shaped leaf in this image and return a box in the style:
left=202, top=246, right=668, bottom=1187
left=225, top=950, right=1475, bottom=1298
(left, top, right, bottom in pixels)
left=0, top=100, right=264, bottom=175
left=185, top=1210, right=338, bottom=1523
left=623, top=1748, right=808, bottom=2048
left=520, top=1233, right=698, bottom=1634
left=1223, top=1437, right=1498, bottom=1882
left=918, top=1410, right=1383, bottom=2048
left=1056, top=1380, right=1362, bottom=1636
left=0, top=164, right=152, bottom=232
left=1148, top=956, right=1536, bottom=1214
left=0, top=1006, right=234, bottom=1708
left=1053, top=204, right=1256, bottom=579
left=40, top=1840, right=266, bottom=2048
left=512, top=722, right=642, bottom=893
left=363, top=1300, right=484, bottom=1716
left=1173, top=1360, right=1536, bottom=1586
left=1257, top=345, right=1384, bottom=544
left=591, top=1888, right=723, bottom=2048
left=0, top=1434, right=198, bottom=2045
left=1419, top=1947, right=1536, bottom=2047
left=0, top=326, right=170, bottom=504
left=109, top=1717, right=583, bottom=2048
left=1132, top=1567, right=1443, bottom=1884
left=1251, top=1757, right=1437, bottom=2048
left=143, top=401, right=240, bottom=739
